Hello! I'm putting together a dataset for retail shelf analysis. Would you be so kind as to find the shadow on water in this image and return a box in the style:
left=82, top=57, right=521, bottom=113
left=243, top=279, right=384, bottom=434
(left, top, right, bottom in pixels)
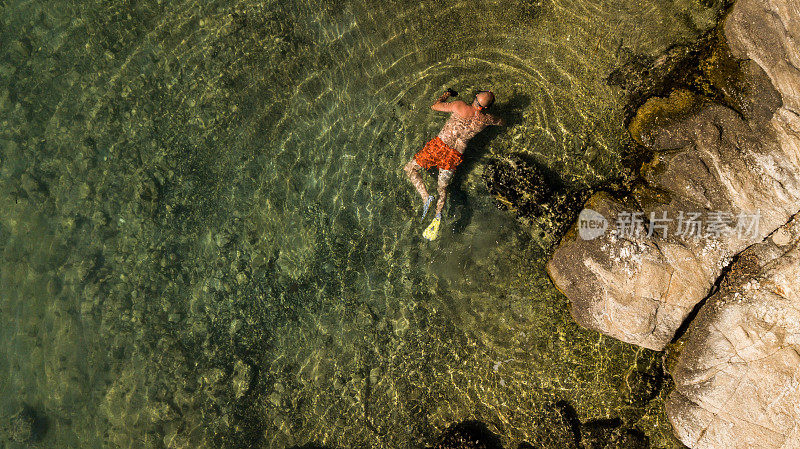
left=447, top=95, right=530, bottom=234
left=554, top=400, right=650, bottom=449
left=426, top=420, right=504, bottom=449
left=288, top=420, right=525, bottom=449
left=284, top=412, right=651, bottom=449
left=555, top=400, right=583, bottom=446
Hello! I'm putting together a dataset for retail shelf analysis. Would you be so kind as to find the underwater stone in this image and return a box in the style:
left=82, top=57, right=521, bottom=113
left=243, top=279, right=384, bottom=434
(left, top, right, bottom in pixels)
left=483, top=153, right=588, bottom=243
left=0, top=62, right=14, bottom=78
left=484, top=154, right=552, bottom=217
left=202, top=368, right=225, bottom=389
left=6, top=406, right=46, bottom=444
left=91, top=211, right=107, bottom=226
left=232, top=359, right=254, bottom=399
left=369, top=367, right=381, bottom=385
left=355, top=306, right=373, bottom=328
left=79, top=182, right=91, bottom=199
left=1, top=138, right=18, bottom=158
left=214, top=232, right=229, bottom=247
left=8, top=40, right=29, bottom=63
left=20, top=173, right=41, bottom=196
left=148, top=401, right=178, bottom=423
left=235, top=271, right=247, bottom=285
left=268, top=391, right=282, bottom=408
left=46, top=275, right=62, bottom=296
left=229, top=319, right=242, bottom=335
left=8, top=414, right=32, bottom=443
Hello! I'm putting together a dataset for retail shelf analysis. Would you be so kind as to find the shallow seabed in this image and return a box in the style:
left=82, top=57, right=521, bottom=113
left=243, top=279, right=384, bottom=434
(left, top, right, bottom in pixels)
left=1, top=0, right=720, bottom=447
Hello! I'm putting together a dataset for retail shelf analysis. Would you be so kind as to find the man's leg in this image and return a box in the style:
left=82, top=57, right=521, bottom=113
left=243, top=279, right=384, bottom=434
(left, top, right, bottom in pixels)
left=421, top=168, right=452, bottom=240
left=404, top=159, right=430, bottom=202
left=435, top=169, right=454, bottom=217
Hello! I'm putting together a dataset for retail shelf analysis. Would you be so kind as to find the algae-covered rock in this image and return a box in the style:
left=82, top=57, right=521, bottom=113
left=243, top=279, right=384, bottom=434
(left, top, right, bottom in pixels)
left=484, top=153, right=589, bottom=247
left=627, top=89, right=700, bottom=146
left=0, top=88, right=9, bottom=111
left=484, top=154, right=553, bottom=216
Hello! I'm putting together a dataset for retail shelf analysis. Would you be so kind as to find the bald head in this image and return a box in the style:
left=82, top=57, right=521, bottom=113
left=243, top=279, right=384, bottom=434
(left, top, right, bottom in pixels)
left=475, top=91, right=495, bottom=109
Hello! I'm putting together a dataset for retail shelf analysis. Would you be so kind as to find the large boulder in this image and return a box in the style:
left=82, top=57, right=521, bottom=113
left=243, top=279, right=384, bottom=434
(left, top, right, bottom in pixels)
left=546, top=91, right=800, bottom=350
left=666, top=212, right=800, bottom=448
left=725, top=0, right=800, bottom=170
left=546, top=0, right=800, bottom=351
left=662, top=2, right=800, bottom=446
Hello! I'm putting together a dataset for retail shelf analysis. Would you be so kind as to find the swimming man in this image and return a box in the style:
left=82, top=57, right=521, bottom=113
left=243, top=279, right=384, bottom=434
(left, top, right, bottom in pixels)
left=404, top=89, right=505, bottom=240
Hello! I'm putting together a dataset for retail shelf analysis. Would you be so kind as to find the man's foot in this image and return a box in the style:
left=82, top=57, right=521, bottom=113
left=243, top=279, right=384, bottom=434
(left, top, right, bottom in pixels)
left=422, top=213, right=441, bottom=241
left=422, top=195, right=435, bottom=219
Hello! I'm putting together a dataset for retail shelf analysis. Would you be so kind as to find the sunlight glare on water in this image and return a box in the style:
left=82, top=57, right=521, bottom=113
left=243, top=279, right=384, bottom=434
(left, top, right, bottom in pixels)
left=0, top=0, right=721, bottom=447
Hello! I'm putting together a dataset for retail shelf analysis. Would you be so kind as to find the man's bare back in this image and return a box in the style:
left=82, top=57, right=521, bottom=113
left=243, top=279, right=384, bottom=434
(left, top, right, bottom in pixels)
left=437, top=107, right=503, bottom=153
left=403, top=90, right=505, bottom=240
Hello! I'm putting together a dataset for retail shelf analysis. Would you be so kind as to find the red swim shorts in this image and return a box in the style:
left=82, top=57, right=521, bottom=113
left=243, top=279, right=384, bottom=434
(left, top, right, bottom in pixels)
left=413, top=137, right=463, bottom=171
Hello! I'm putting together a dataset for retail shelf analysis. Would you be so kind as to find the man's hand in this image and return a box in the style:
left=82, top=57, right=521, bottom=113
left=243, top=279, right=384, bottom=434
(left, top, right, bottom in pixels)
left=432, top=89, right=460, bottom=112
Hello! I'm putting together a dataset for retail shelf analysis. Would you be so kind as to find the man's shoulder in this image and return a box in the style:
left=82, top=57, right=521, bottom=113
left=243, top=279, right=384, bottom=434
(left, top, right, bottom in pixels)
left=450, top=100, right=471, bottom=111
left=449, top=101, right=473, bottom=116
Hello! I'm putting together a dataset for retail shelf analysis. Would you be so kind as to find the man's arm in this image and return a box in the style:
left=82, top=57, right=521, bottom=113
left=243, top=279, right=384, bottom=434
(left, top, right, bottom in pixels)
left=431, top=91, right=465, bottom=113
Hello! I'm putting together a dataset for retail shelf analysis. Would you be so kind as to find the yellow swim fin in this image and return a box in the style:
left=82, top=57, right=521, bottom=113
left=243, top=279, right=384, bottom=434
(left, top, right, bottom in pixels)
left=422, top=216, right=441, bottom=241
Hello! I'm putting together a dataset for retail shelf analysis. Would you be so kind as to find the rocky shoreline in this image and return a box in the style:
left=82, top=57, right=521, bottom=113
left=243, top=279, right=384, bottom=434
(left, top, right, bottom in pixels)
left=547, top=0, right=800, bottom=447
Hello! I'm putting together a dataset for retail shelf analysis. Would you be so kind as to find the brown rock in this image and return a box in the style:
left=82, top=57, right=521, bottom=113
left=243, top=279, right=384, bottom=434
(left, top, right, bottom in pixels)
left=547, top=0, right=800, bottom=351
left=667, top=213, right=800, bottom=448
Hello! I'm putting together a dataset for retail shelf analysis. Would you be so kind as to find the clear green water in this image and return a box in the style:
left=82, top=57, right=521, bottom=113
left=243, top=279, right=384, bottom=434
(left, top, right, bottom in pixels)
left=1, top=0, right=720, bottom=447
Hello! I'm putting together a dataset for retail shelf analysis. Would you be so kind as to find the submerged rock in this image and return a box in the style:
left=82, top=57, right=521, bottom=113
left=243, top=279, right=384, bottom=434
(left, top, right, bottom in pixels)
left=8, top=412, right=33, bottom=443
left=484, top=154, right=590, bottom=246
left=232, top=359, right=255, bottom=399
left=484, top=154, right=553, bottom=218
left=547, top=0, right=800, bottom=351
left=5, top=406, right=47, bottom=443
left=667, top=212, right=800, bottom=448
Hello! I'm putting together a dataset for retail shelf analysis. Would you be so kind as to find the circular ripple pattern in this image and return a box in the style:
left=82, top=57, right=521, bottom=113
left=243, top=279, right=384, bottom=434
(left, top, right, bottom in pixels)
left=0, top=0, right=721, bottom=448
